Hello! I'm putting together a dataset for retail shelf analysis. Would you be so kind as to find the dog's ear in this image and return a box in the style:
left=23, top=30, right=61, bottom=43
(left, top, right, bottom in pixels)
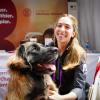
left=17, top=44, right=25, bottom=58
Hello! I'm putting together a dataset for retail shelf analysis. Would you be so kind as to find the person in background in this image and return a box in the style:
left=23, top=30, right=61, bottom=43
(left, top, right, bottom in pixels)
left=20, top=32, right=43, bottom=44
left=49, top=14, right=88, bottom=100
left=43, top=28, right=54, bottom=46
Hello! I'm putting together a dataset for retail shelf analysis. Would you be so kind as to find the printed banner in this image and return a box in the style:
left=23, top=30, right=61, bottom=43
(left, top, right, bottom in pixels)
left=0, top=68, right=10, bottom=100
left=0, top=0, right=67, bottom=51
left=0, top=52, right=14, bottom=100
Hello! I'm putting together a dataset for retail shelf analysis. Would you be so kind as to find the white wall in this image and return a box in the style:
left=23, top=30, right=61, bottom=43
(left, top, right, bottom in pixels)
left=77, top=0, right=100, bottom=52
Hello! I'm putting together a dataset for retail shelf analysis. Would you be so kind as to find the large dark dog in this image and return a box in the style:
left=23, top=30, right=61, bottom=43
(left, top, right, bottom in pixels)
left=5, top=41, right=58, bottom=100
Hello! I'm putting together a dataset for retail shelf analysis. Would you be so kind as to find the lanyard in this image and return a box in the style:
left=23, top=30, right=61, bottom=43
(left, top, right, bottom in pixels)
left=52, top=57, right=62, bottom=87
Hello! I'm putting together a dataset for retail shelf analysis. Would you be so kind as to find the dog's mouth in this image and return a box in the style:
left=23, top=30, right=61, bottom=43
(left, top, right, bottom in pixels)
left=36, top=63, right=56, bottom=73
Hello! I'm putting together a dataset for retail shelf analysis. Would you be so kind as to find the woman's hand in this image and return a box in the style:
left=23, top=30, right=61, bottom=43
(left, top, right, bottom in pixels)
left=48, top=90, right=63, bottom=100
left=48, top=90, right=77, bottom=100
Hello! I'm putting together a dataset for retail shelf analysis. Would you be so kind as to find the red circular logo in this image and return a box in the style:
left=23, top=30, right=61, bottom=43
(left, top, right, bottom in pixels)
left=23, top=8, right=32, bottom=17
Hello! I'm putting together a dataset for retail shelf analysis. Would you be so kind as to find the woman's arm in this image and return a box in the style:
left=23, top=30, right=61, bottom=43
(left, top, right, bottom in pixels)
left=71, top=62, right=86, bottom=100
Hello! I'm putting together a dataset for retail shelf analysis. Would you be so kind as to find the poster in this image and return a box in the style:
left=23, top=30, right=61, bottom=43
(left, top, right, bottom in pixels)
left=0, top=0, right=67, bottom=51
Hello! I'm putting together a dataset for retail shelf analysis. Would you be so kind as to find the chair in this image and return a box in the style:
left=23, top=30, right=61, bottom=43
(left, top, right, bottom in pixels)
left=88, top=70, right=100, bottom=100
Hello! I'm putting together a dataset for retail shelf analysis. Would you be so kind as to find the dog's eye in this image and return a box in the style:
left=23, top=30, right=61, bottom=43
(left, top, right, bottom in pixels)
left=32, top=44, right=40, bottom=51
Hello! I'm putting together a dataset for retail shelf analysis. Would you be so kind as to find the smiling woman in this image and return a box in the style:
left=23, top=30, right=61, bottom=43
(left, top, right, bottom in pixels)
left=49, top=14, right=89, bottom=100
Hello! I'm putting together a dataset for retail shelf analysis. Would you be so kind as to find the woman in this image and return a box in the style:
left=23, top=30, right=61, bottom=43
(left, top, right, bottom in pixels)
left=49, top=14, right=87, bottom=100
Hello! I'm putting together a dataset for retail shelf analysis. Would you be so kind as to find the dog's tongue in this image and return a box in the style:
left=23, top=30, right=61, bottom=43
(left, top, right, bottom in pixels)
left=42, top=64, right=56, bottom=72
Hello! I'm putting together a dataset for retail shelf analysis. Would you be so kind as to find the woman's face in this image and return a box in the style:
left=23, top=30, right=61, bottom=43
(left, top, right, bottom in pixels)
left=54, top=16, right=75, bottom=44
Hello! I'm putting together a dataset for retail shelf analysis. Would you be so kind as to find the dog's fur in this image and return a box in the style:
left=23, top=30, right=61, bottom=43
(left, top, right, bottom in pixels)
left=5, top=42, right=58, bottom=100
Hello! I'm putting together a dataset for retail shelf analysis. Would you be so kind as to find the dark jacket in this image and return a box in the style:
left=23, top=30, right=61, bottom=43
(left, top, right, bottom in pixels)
left=54, top=47, right=87, bottom=100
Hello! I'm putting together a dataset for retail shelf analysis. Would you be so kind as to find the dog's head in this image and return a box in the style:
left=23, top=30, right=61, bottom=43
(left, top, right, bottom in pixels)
left=16, top=41, right=58, bottom=74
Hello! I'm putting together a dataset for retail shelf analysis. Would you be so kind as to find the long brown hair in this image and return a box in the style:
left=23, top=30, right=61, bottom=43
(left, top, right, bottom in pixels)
left=54, top=14, right=86, bottom=70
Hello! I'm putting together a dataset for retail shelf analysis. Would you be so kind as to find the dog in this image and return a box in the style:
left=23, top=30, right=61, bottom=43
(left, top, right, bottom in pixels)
left=5, top=41, right=58, bottom=100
